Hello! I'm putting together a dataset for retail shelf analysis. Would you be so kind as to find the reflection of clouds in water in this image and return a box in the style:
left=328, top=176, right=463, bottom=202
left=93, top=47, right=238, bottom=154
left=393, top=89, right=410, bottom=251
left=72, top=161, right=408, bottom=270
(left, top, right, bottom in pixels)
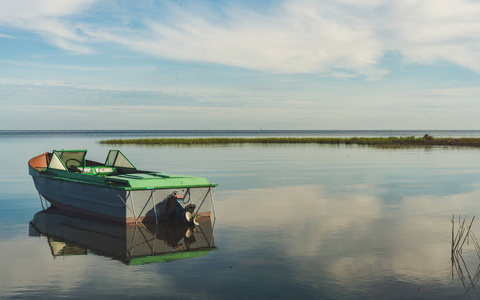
left=0, top=237, right=173, bottom=297
left=217, top=184, right=381, bottom=231
left=387, top=190, right=480, bottom=283
left=0, top=237, right=90, bottom=294
left=216, top=185, right=480, bottom=288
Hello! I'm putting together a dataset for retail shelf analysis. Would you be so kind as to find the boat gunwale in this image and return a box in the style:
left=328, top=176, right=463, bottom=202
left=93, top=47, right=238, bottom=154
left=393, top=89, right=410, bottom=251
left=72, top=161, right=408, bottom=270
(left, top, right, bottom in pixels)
left=37, top=173, right=217, bottom=190
left=29, top=152, right=218, bottom=191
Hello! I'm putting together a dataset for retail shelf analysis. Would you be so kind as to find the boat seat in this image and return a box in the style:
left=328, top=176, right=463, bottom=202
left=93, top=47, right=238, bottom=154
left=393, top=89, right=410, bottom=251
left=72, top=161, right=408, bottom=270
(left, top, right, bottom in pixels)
left=95, top=167, right=114, bottom=174
left=80, top=167, right=93, bottom=173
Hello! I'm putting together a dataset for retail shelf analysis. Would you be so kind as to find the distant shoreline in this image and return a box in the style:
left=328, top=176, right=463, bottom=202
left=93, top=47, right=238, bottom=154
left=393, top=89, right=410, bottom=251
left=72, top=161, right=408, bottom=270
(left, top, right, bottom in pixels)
left=4, top=130, right=480, bottom=139
left=98, top=136, right=480, bottom=147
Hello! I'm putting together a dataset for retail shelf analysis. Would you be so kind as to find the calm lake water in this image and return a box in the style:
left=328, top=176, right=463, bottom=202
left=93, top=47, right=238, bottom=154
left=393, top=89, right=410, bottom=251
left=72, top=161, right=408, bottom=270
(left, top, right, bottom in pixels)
left=2, top=130, right=480, bottom=299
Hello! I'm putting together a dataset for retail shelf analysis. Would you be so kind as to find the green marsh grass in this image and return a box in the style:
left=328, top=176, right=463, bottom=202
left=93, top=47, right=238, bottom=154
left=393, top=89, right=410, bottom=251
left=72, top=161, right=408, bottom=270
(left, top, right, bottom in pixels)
left=99, top=136, right=480, bottom=148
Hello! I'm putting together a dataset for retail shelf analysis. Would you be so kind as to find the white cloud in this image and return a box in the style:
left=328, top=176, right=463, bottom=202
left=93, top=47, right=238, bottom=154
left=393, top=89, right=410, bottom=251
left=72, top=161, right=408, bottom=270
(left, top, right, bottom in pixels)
left=82, top=0, right=480, bottom=77
left=83, top=1, right=386, bottom=77
left=2, top=82, right=480, bottom=130
left=0, top=59, right=112, bottom=71
left=2, top=0, right=480, bottom=76
left=426, top=87, right=480, bottom=97
left=0, top=0, right=94, bottom=17
left=383, top=0, right=480, bottom=71
left=0, top=0, right=95, bottom=53
left=0, top=32, right=15, bottom=39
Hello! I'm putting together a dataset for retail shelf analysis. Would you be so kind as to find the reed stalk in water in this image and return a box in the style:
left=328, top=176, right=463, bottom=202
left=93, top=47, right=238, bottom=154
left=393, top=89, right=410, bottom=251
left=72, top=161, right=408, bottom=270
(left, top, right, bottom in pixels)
left=451, top=214, right=480, bottom=294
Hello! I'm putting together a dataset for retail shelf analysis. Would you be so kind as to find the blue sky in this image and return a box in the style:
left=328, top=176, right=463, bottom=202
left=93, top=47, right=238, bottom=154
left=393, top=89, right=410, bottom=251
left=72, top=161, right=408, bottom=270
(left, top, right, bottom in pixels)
left=1, top=0, right=480, bottom=130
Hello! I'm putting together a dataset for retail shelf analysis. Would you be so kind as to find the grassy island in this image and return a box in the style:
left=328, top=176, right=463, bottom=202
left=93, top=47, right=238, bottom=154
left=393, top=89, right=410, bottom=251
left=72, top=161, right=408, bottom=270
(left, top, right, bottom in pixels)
left=99, top=135, right=480, bottom=148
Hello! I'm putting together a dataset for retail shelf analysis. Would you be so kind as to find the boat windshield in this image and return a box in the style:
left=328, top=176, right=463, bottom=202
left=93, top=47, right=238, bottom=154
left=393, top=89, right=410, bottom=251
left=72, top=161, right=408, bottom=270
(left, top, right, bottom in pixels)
left=48, top=150, right=87, bottom=171
left=105, top=150, right=136, bottom=169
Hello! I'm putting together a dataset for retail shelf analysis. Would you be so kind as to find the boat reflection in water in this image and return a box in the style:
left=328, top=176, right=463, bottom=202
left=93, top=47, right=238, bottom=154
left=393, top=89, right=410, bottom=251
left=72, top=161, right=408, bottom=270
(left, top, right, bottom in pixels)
left=29, top=207, right=216, bottom=265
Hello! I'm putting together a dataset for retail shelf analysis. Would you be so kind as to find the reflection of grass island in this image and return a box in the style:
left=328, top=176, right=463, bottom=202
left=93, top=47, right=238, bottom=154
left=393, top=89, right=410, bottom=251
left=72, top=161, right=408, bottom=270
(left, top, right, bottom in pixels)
left=99, top=135, right=480, bottom=147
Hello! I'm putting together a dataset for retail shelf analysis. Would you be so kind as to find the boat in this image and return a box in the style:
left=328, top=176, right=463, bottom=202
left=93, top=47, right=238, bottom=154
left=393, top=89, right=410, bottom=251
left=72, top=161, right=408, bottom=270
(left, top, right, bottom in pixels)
left=28, top=149, right=217, bottom=224
left=29, top=207, right=215, bottom=265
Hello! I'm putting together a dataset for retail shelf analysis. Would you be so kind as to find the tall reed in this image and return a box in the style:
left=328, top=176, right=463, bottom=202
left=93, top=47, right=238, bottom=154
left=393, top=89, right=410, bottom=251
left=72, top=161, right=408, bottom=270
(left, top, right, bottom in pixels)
left=451, top=214, right=480, bottom=294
